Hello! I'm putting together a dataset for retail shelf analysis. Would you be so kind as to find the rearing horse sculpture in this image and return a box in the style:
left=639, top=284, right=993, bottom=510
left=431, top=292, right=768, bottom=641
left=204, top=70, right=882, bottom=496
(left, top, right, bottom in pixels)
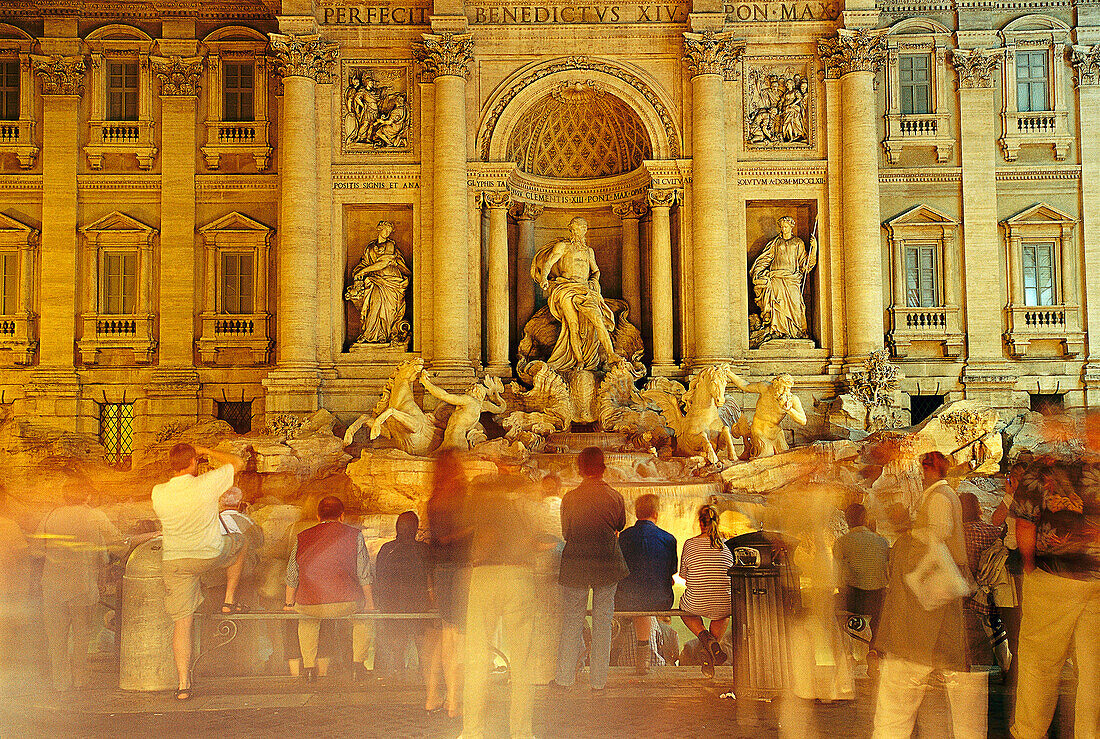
left=343, top=358, right=437, bottom=455
left=641, top=363, right=743, bottom=464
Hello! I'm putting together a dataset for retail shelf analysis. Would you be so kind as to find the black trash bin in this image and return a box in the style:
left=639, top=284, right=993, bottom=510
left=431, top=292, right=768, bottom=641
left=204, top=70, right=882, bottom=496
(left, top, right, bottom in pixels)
left=727, top=531, right=797, bottom=701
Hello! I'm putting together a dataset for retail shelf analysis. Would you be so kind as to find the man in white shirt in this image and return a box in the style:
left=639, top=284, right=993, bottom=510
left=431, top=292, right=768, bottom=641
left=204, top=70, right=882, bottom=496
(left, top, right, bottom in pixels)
left=834, top=503, right=889, bottom=638
left=151, top=442, right=245, bottom=700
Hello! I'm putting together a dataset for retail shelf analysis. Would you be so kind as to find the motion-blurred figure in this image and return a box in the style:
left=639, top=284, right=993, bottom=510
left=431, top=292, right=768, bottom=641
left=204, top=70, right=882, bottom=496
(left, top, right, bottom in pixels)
left=678, top=504, right=735, bottom=678
left=530, top=474, right=564, bottom=685
left=34, top=479, right=120, bottom=691
left=833, top=502, right=888, bottom=640
left=0, top=483, right=28, bottom=691
left=374, top=510, right=434, bottom=684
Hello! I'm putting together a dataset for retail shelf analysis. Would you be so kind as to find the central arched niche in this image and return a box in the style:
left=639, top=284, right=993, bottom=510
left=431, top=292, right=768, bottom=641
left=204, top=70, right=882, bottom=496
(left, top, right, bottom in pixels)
left=505, top=81, right=653, bottom=179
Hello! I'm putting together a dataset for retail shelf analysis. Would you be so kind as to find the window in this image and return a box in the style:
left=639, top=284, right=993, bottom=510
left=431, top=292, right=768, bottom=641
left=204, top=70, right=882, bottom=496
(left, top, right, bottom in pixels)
left=223, top=63, right=254, bottom=122
left=100, top=402, right=134, bottom=469
left=0, top=251, right=15, bottom=314
left=1016, top=51, right=1049, bottom=112
left=221, top=252, right=254, bottom=314
left=899, top=54, right=931, bottom=115
left=1022, top=242, right=1056, bottom=306
left=904, top=243, right=938, bottom=307
left=910, top=394, right=944, bottom=425
left=1030, top=393, right=1064, bottom=413
left=217, top=400, right=253, bottom=434
left=102, top=251, right=137, bottom=314
left=107, top=62, right=139, bottom=121
left=0, top=60, right=17, bottom=122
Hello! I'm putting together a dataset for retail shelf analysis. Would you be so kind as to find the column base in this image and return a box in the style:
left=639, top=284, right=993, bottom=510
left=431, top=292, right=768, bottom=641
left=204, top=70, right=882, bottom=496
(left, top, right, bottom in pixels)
left=262, top=366, right=322, bottom=421
left=649, top=362, right=681, bottom=378
left=427, top=359, right=479, bottom=391
left=961, top=363, right=1025, bottom=410
left=138, top=367, right=203, bottom=460
left=1083, top=363, right=1100, bottom=409
left=485, top=362, right=513, bottom=378
left=17, top=368, right=86, bottom=432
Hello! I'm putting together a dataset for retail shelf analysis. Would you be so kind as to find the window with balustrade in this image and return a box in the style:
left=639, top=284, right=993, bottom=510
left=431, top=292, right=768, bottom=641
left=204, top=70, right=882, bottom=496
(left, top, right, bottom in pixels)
left=0, top=212, right=37, bottom=364
left=198, top=212, right=272, bottom=365
left=201, top=27, right=271, bottom=171
left=1004, top=203, right=1083, bottom=358
left=0, top=25, right=38, bottom=168
left=882, top=20, right=955, bottom=165
left=0, top=60, right=17, bottom=122
left=84, top=25, right=157, bottom=170
left=101, top=250, right=137, bottom=315
left=0, top=251, right=15, bottom=315
left=904, top=243, right=939, bottom=308
left=999, top=15, right=1072, bottom=161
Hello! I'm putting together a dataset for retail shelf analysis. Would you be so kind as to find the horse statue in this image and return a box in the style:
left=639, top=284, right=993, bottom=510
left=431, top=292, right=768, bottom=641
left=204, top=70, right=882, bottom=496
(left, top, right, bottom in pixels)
left=343, top=357, right=437, bottom=455
left=641, top=363, right=743, bottom=464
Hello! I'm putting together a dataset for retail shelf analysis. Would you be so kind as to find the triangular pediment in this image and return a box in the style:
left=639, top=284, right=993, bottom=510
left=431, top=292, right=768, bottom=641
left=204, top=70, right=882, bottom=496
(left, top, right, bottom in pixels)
left=1003, top=203, right=1075, bottom=226
left=199, top=211, right=272, bottom=234
left=886, top=204, right=958, bottom=227
left=80, top=211, right=157, bottom=235
left=0, top=212, right=37, bottom=235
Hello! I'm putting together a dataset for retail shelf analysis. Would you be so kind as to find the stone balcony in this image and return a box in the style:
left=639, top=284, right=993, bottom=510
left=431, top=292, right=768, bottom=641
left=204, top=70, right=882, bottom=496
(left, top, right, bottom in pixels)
left=197, top=312, right=272, bottom=365
left=201, top=120, right=272, bottom=171
left=0, top=312, right=37, bottom=364
left=77, top=313, right=156, bottom=364
left=883, top=112, right=954, bottom=164
left=888, top=305, right=965, bottom=358
left=0, top=119, right=38, bottom=169
left=1000, top=109, right=1072, bottom=161
left=1005, top=304, right=1084, bottom=357
left=84, top=120, right=157, bottom=170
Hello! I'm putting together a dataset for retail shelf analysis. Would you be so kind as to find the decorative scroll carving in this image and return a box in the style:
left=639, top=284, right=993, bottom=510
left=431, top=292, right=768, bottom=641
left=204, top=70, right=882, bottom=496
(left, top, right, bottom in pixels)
left=950, top=48, right=1002, bottom=89
left=646, top=188, right=677, bottom=208
left=268, top=33, right=339, bottom=81
left=509, top=201, right=544, bottom=221
left=342, top=64, right=411, bottom=151
left=152, top=56, right=204, bottom=96
left=683, top=31, right=742, bottom=77
left=745, top=61, right=811, bottom=147
left=414, top=33, right=474, bottom=80
left=1070, top=44, right=1100, bottom=87
left=478, top=56, right=681, bottom=160
left=31, top=55, right=86, bottom=96
left=818, top=28, right=887, bottom=78
left=480, top=190, right=512, bottom=209
left=611, top=200, right=648, bottom=219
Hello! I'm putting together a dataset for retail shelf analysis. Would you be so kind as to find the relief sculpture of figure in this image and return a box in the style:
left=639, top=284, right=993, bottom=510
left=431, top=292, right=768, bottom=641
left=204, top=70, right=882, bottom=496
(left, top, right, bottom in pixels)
left=345, top=220, right=411, bottom=346
left=750, top=216, right=817, bottom=347
left=530, top=217, right=623, bottom=371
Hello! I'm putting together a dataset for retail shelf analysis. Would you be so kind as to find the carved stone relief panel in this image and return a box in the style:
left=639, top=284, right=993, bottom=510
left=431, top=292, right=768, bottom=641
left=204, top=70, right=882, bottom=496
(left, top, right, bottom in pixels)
left=341, top=62, right=412, bottom=153
left=743, top=57, right=815, bottom=150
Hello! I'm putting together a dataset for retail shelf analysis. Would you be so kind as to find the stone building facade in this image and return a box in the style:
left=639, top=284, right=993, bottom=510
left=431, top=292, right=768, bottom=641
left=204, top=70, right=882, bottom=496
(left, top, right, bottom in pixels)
left=0, top=0, right=1098, bottom=461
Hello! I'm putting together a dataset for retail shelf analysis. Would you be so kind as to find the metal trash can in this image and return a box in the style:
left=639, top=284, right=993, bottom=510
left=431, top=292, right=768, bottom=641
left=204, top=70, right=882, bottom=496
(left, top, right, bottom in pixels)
left=119, top=536, right=176, bottom=691
left=727, top=531, right=796, bottom=701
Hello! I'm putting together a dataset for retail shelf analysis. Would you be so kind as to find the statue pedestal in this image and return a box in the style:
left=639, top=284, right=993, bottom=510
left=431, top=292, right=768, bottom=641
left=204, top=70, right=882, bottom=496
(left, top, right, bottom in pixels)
left=346, top=343, right=412, bottom=361
left=751, top=338, right=817, bottom=354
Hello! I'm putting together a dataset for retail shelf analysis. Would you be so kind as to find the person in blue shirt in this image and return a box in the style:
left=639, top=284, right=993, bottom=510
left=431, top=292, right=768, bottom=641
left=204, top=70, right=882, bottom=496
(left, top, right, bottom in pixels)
left=615, top=493, right=678, bottom=674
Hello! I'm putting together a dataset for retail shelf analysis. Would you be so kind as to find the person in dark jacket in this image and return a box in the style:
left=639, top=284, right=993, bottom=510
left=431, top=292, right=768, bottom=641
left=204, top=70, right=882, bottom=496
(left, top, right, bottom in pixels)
left=553, top=446, right=629, bottom=690
left=374, top=510, right=434, bottom=682
left=615, top=493, right=677, bottom=674
left=284, top=495, right=374, bottom=682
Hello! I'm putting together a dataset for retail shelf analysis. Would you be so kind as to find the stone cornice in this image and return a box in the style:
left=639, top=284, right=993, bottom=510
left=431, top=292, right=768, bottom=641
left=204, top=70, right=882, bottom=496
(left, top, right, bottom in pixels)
left=268, top=33, right=338, bottom=81
left=818, top=28, right=887, bottom=78
left=1070, top=44, right=1100, bottom=87
left=151, top=55, right=204, bottom=96
left=682, top=31, right=742, bottom=78
left=950, top=48, right=1002, bottom=89
left=414, top=33, right=473, bottom=81
left=31, top=54, right=85, bottom=96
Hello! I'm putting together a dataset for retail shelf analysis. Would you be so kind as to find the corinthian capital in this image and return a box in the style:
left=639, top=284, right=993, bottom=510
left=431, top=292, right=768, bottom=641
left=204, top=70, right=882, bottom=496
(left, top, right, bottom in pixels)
left=415, top=33, right=473, bottom=81
left=647, top=188, right=678, bottom=209
left=612, top=200, right=649, bottom=219
left=479, top=190, right=511, bottom=209
left=152, top=56, right=204, bottom=96
left=268, top=33, right=339, bottom=81
left=31, top=54, right=86, bottom=96
left=1070, top=44, right=1100, bottom=87
left=950, top=48, right=1002, bottom=89
left=509, top=201, right=544, bottom=221
left=818, top=28, right=887, bottom=78
left=683, top=31, right=742, bottom=77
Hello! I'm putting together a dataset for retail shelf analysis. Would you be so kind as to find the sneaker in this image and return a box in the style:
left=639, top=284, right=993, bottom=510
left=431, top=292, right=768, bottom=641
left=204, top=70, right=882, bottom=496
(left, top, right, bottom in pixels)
left=710, top=639, right=728, bottom=667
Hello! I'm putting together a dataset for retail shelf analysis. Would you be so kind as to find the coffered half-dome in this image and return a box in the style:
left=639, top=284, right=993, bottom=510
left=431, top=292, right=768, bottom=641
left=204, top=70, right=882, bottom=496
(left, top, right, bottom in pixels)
left=506, top=81, right=653, bottom=179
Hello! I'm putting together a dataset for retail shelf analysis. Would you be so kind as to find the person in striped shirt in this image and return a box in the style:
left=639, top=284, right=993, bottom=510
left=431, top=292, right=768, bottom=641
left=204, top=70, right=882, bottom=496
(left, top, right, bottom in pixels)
left=678, top=504, right=735, bottom=677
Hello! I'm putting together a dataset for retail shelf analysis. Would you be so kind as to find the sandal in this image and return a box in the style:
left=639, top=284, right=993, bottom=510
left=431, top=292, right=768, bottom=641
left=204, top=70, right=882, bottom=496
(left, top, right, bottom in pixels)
left=220, top=602, right=250, bottom=614
left=175, top=687, right=194, bottom=701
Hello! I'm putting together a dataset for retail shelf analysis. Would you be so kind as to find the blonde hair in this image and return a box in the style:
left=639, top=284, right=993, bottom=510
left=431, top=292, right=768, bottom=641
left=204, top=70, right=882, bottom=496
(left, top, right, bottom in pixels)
left=698, top=504, right=722, bottom=549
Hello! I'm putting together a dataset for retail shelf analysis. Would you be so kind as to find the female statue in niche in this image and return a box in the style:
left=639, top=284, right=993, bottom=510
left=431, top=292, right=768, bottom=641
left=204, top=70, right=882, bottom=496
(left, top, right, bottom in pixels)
left=345, top=220, right=411, bottom=345
left=749, top=215, right=817, bottom=347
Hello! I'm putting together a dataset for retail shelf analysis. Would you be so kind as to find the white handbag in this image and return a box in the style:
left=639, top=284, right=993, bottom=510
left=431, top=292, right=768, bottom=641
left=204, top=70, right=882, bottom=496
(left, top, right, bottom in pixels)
left=903, top=536, right=973, bottom=611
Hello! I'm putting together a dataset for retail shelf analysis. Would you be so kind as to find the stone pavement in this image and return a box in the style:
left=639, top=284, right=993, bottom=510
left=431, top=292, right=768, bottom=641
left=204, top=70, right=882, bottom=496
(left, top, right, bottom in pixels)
left=0, top=662, right=1063, bottom=739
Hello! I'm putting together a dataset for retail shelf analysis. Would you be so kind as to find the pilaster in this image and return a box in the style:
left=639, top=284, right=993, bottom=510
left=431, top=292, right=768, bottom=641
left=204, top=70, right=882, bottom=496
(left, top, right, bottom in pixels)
left=511, top=201, right=544, bottom=330
left=611, top=199, right=646, bottom=322
left=648, top=188, right=677, bottom=374
left=1071, top=45, right=1100, bottom=405
left=481, top=190, right=511, bottom=375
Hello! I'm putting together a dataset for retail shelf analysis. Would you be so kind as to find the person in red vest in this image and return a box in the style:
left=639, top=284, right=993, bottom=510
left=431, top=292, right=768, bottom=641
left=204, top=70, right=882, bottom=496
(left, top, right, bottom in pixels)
left=284, top=495, right=374, bottom=681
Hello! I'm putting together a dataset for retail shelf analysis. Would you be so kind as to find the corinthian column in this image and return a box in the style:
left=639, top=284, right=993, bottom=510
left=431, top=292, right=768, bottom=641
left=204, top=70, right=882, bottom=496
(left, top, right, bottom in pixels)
left=416, top=33, right=474, bottom=379
left=1072, top=46, right=1100, bottom=402
left=648, top=188, right=677, bottom=374
left=481, top=190, right=511, bottom=375
left=611, top=199, right=646, bottom=321
left=511, top=202, right=544, bottom=329
left=266, top=33, right=337, bottom=414
left=684, top=32, right=740, bottom=366
left=819, top=29, right=887, bottom=362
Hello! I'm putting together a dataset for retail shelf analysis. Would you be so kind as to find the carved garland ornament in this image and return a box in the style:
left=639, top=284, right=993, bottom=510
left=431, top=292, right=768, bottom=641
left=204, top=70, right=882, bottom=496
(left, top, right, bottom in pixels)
left=268, top=33, right=339, bottom=81
left=31, top=54, right=86, bottom=96
left=479, top=56, right=681, bottom=160
left=152, top=56, right=204, bottom=96
left=611, top=200, right=648, bottom=219
left=646, top=188, right=677, bottom=208
left=950, top=48, right=1002, bottom=89
left=1070, top=44, right=1100, bottom=87
left=480, top=190, right=512, bottom=209
left=682, top=31, right=744, bottom=77
left=818, top=28, right=887, bottom=78
left=414, top=33, right=474, bottom=80
left=509, top=201, right=544, bottom=220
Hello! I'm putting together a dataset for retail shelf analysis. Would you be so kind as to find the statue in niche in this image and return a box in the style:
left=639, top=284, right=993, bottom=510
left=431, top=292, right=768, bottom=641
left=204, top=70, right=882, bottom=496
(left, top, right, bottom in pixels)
left=420, top=372, right=507, bottom=451
left=728, top=372, right=807, bottom=458
left=518, top=216, right=644, bottom=375
left=749, top=215, right=818, bottom=348
left=343, top=69, right=410, bottom=149
left=345, top=220, right=411, bottom=346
